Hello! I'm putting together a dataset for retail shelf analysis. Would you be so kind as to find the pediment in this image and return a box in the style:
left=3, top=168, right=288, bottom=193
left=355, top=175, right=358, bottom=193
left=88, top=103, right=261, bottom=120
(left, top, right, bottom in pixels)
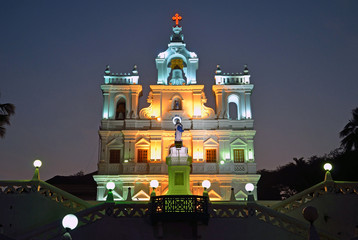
left=230, top=138, right=247, bottom=146
left=132, top=190, right=150, bottom=201
left=208, top=189, right=222, bottom=201
left=107, top=137, right=123, bottom=146
left=235, top=190, right=247, bottom=201
left=135, top=138, right=150, bottom=147
left=204, top=138, right=219, bottom=147
left=104, top=190, right=124, bottom=201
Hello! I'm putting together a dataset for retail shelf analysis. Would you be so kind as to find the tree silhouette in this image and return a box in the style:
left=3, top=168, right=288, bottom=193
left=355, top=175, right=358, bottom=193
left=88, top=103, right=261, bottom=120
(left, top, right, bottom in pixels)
left=340, top=107, right=358, bottom=152
left=0, top=94, right=15, bottom=138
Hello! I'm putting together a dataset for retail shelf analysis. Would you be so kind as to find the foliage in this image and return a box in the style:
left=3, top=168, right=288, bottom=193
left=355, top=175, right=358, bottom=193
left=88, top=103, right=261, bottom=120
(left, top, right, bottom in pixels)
left=340, top=107, right=358, bottom=152
left=71, top=170, right=84, bottom=176
left=257, top=149, right=358, bottom=200
left=0, top=94, right=15, bottom=138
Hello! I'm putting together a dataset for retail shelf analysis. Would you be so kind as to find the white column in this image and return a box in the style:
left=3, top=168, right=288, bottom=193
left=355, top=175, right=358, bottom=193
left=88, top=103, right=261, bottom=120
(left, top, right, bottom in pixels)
left=245, top=92, right=252, bottom=119
left=239, top=92, right=246, bottom=120
left=108, top=94, right=115, bottom=119
left=102, top=93, right=109, bottom=119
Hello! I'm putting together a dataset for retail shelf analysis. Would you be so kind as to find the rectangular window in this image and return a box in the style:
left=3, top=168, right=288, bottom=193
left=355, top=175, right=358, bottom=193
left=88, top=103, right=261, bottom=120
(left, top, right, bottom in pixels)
left=137, top=149, right=148, bottom=163
left=109, top=150, right=121, bottom=163
left=206, top=149, right=217, bottom=163
left=233, top=149, right=245, bottom=163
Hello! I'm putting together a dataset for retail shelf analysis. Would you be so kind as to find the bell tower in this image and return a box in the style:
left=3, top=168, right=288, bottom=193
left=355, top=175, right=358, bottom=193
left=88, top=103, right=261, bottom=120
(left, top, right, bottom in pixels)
left=212, top=64, right=253, bottom=120
left=155, top=14, right=199, bottom=85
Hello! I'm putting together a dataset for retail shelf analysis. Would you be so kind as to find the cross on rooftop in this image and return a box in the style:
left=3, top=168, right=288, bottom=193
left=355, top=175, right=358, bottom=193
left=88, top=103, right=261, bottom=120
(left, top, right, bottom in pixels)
left=172, top=13, right=182, bottom=26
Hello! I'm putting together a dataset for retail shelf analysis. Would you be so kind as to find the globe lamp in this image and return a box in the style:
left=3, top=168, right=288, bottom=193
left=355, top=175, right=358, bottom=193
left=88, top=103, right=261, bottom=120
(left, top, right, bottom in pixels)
left=62, top=214, right=78, bottom=230
left=106, top=182, right=115, bottom=190
left=245, top=183, right=254, bottom=193
left=323, top=163, right=332, bottom=171
left=202, top=180, right=211, bottom=189
left=33, top=159, right=42, bottom=168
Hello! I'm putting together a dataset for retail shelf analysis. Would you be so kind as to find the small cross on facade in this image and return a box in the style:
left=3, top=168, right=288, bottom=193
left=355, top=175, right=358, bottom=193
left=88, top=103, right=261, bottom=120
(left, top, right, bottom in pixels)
left=172, top=13, right=182, bottom=26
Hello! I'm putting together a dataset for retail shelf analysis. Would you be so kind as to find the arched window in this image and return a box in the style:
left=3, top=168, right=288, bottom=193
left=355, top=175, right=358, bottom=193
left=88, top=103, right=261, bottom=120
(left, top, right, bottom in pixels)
left=116, top=98, right=126, bottom=120
left=227, top=94, right=239, bottom=120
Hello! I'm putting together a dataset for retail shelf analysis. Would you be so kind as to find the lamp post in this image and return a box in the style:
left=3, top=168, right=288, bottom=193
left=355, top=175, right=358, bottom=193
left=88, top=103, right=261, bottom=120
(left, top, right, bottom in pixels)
left=202, top=180, right=211, bottom=197
left=245, top=183, right=255, bottom=202
left=62, top=214, right=78, bottom=240
left=323, top=163, right=333, bottom=181
left=150, top=180, right=159, bottom=197
left=32, top=159, right=42, bottom=180
left=106, top=182, right=115, bottom=202
left=302, top=206, right=320, bottom=240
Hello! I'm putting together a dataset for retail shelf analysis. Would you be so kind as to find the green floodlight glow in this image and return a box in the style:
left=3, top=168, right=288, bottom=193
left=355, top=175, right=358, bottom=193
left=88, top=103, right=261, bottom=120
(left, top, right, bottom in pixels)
left=245, top=183, right=254, bottom=192
left=106, top=182, right=115, bottom=190
left=62, top=214, right=78, bottom=230
left=323, top=163, right=332, bottom=171
left=33, top=159, right=42, bottom=168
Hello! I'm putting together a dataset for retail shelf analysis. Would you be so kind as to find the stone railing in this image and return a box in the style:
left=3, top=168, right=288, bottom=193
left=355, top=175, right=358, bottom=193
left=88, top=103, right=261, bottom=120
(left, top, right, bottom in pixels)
left=191, top=162, right=248, bottom=174
left=0, top=180, right=91, bottom=211
left=272, top=181, right=358, bottom=214
left=211, top=202, right=338, bottom=240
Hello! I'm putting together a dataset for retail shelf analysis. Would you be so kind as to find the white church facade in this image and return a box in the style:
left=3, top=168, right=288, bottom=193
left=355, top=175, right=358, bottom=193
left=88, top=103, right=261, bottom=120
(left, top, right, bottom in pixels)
left=93, top=16, right=260, bottom=201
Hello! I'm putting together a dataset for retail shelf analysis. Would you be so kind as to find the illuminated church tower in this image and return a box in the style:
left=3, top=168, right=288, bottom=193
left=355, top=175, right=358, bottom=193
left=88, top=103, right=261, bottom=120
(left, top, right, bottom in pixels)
left=94, top=14, right=260, bottom=201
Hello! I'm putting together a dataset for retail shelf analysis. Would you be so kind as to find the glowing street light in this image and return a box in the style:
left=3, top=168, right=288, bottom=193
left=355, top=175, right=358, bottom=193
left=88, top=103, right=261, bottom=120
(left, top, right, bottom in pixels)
left=202, top=180, right=211, bottom=197
left=245, top=183, right=254, bottom=193
left=62, top=214, right=78, bottom=240
left=106, top=182, right=115, bottom=202
left=245, top=183, right=255, bottom=202
left=150, top=180, right=159, bottom=196
left=33, top=159, right=42, bottom=168
left=62, top=214, right=78, bottom=230
left=106, top=182, right=115, bottom=190
left=323, top=163, right=332, bottom=171
left=202, top=180, right=211, bottom=189
left=32, top=159, right=42, bottom=180
left=323, top=163, right=333, bottom=182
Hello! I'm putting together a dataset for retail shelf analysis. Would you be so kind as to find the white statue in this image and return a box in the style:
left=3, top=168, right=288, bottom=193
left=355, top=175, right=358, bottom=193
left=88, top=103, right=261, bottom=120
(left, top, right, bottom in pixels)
left=175, top=119, right=184, bottom=142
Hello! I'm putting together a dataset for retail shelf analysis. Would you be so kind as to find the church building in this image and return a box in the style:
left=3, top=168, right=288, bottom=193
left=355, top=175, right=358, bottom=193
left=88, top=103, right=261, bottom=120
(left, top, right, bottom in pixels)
left=93, top=14, right=260, bottom=201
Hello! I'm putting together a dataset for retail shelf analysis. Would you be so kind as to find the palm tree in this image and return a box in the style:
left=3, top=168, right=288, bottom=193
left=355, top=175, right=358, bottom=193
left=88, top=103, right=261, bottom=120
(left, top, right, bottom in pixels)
left=0, top=95, right=15, bottom=138
left=340, top=107, right=358, bottom=152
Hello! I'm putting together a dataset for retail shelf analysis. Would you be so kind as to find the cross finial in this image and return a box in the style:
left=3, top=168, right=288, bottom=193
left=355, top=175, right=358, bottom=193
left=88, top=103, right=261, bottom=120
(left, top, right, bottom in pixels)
left=172, top=13, right=182, bottom=26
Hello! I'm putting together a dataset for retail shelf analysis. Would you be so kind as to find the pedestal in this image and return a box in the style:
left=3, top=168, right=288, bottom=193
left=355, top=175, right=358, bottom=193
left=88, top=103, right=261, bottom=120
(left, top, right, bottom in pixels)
left=166, top=146, right=192, bottom=195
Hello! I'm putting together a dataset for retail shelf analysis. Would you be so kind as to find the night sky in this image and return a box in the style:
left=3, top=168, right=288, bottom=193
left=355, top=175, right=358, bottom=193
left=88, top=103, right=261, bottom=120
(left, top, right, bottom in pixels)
left=1, top=1, right=357, bottom=180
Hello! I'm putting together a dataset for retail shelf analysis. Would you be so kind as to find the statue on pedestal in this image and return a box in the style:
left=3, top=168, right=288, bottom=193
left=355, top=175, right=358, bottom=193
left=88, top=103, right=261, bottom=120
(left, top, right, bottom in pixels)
left=166, top=116, right=192, bottom=195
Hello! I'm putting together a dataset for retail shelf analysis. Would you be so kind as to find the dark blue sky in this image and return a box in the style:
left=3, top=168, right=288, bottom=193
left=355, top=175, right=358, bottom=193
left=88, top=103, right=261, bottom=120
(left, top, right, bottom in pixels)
left=1, top=1, right=357, bottom=180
